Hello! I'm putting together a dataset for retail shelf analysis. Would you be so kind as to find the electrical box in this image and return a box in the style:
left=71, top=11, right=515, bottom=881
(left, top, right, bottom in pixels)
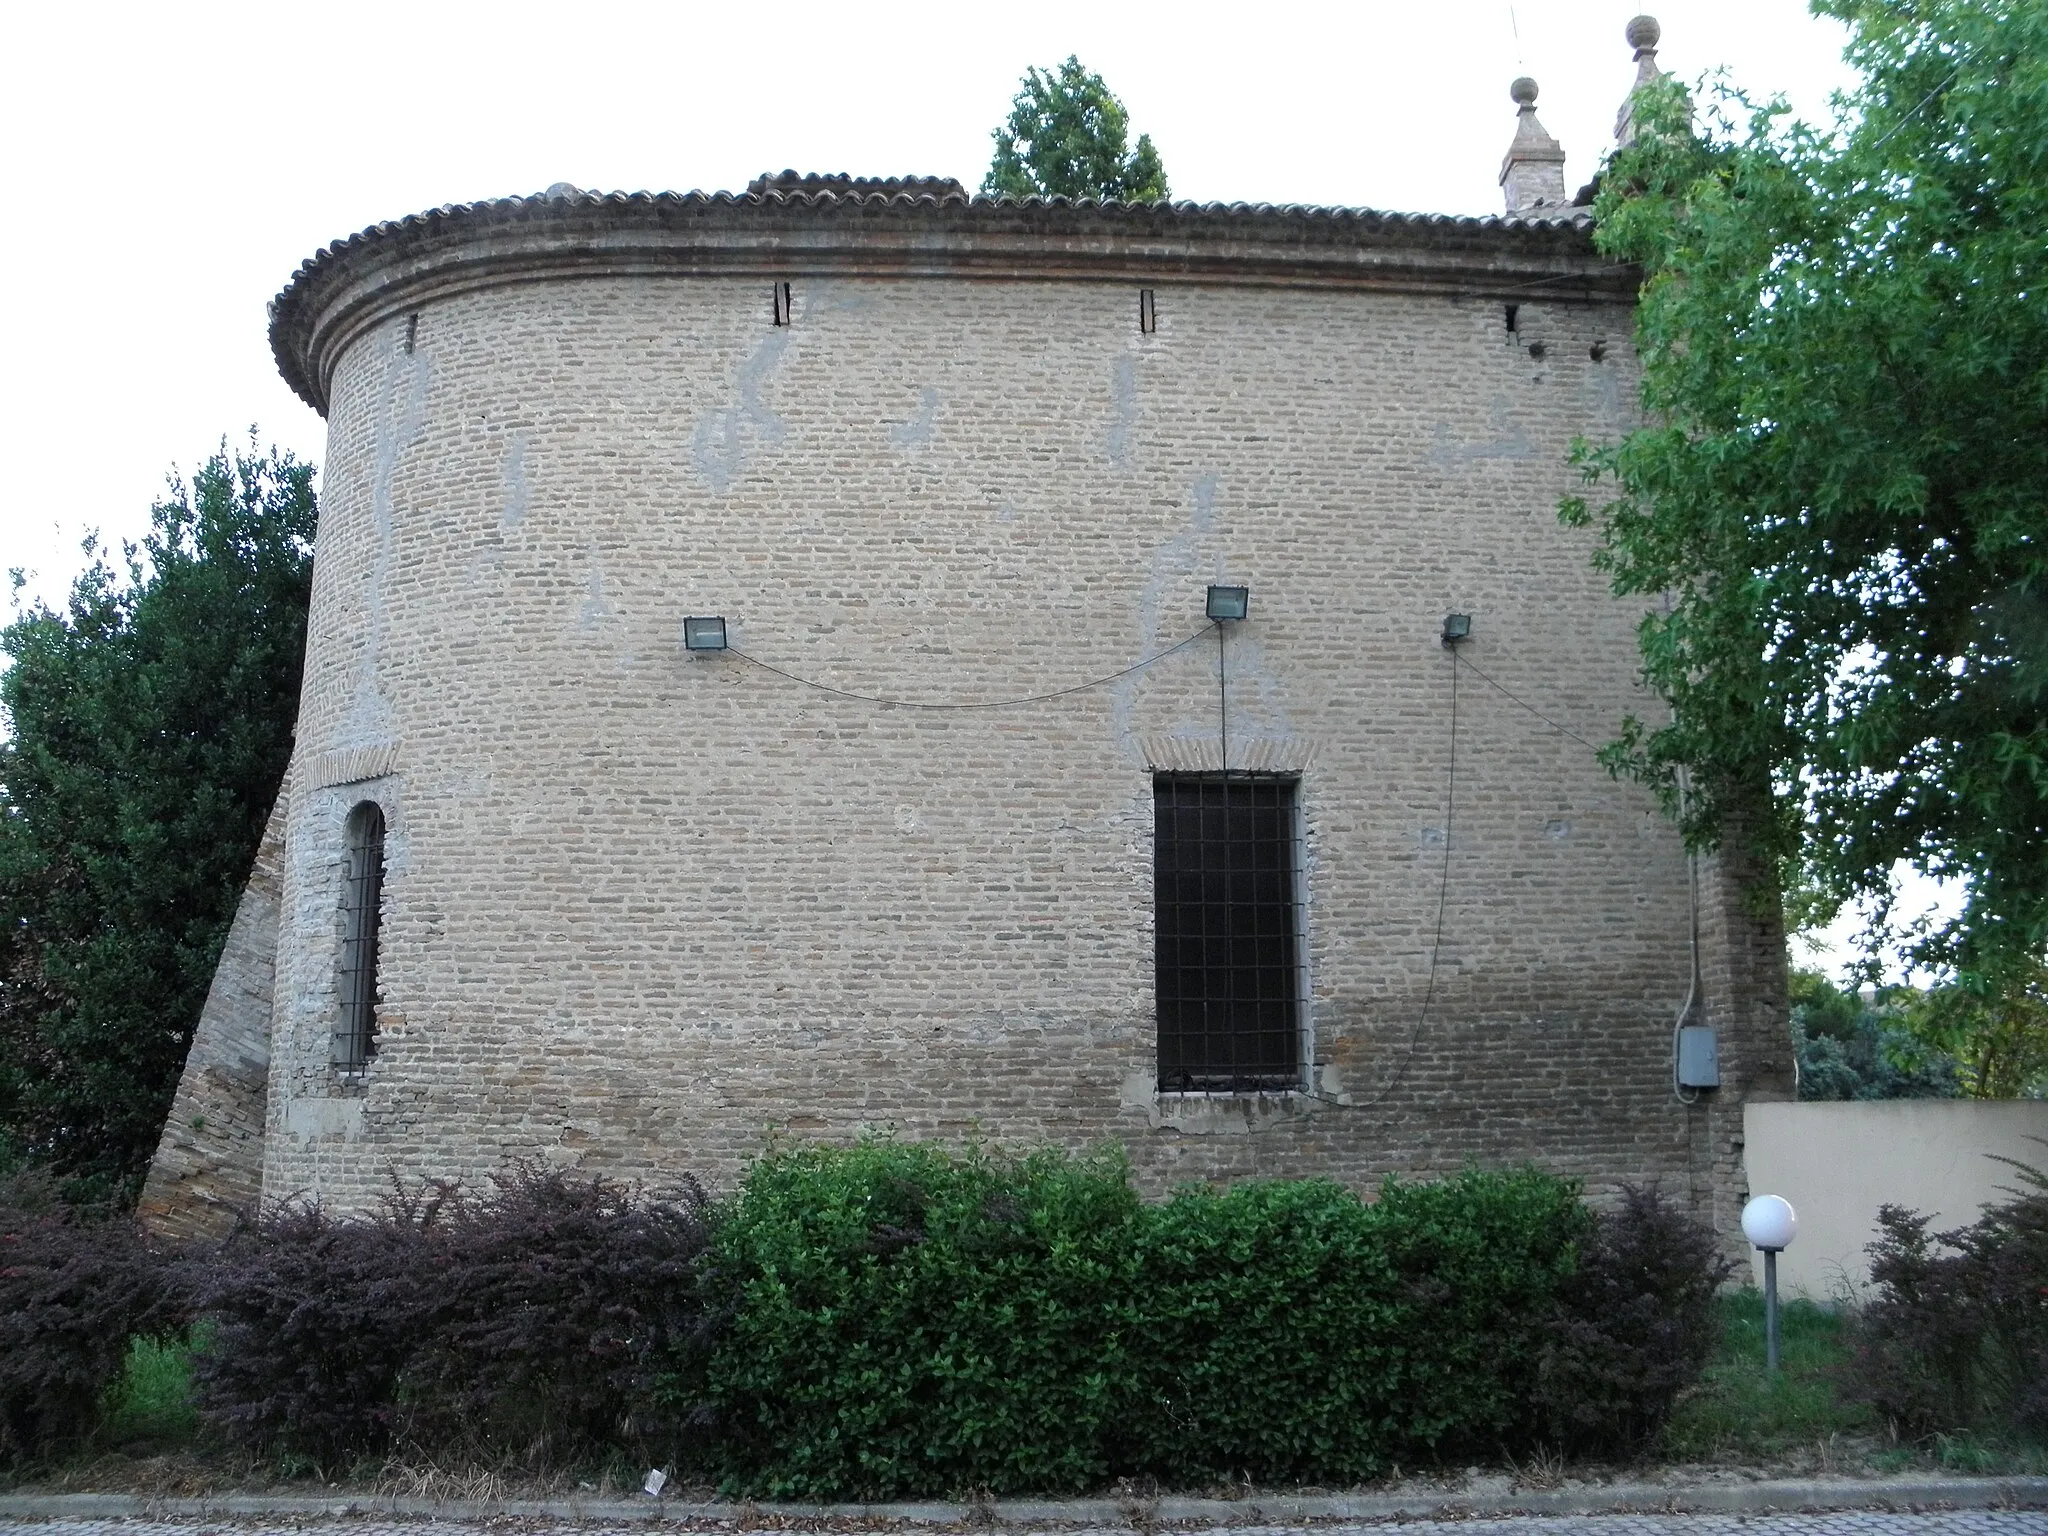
left=1676, top=1025, right=1720, bottom=1089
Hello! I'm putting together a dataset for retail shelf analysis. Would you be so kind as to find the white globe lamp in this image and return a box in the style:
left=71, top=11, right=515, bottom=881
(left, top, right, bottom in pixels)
left=1741, top=1194, right=1798, bottom=1371
left=1742, top=1194, right=1797, bottom=1252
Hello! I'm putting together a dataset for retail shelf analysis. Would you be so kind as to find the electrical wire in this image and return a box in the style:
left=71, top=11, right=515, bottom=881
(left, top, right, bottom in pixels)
left=1454, top=655, right=1604, bottom=753
left=721, top=617, right=1653, bottom=1127
left=1236, top=642, right=1461, bottom=1132
left=1459, top=649, right=1707, bottom=1105
left=726, top=628, right=1211, bottom=710
left=1216, top=621, right=1229, bottom=771
left=1490, top=265, right=1638, bottom=299
left=1227, top=638, right=1665, bottom=1130
left=1868, top=65, right=1963, bottom=153
left=1352, top=642, right=1461, bottom=1112
left=1672, top=760, right=1707, bottom=1106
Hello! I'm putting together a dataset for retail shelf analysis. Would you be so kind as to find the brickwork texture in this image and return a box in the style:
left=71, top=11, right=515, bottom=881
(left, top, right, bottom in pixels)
left=143, top=192, right=1791, bottom=1248
left=138, top=796, right=286, bottom=1239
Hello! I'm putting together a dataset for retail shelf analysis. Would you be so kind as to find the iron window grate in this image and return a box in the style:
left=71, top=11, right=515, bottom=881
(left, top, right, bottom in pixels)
left=1154, top=773, right=1302, bottom=1092
left=333, top=802, right=385, bottom=1073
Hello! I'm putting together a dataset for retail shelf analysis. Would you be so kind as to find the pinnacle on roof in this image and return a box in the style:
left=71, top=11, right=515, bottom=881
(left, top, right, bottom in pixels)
left=1615, top=14, right=1665, bottom=145
left=1500, top=76, right=1569, bottom=215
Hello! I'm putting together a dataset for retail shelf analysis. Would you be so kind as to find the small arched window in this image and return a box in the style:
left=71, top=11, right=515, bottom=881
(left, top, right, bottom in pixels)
left=333, top=801, right=386, bottom=1072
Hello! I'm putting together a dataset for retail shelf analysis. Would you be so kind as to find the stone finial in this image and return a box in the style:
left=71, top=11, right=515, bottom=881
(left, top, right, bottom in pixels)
left=1616, top=15, right=1666, bottom=144
left=1500, top=76, right=1569, bottom=215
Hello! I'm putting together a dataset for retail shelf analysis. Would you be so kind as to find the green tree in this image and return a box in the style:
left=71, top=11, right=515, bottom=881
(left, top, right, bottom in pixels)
left=1892, top=954, right=2048, bottom=1098
left=0, top=440, right=314, bottom=1196
left=1563, top=0, right=2048, bottom=987
left=982, top=56, right=1169, bottom=202
left=1789, top=967, right=1959, bottom=1099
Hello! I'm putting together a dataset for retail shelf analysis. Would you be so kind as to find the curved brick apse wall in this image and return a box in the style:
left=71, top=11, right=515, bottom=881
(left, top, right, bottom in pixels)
left=242, top=186, right=1789, bottom=1237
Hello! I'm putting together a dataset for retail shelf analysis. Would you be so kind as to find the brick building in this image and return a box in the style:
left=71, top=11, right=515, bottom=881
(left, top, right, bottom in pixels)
left=142, top=17, right=1792, bottom=1246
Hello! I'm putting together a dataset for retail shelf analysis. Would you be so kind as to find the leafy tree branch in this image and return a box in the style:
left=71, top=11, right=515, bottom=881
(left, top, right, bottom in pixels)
left=1564, top=0, right=2048, bottom=988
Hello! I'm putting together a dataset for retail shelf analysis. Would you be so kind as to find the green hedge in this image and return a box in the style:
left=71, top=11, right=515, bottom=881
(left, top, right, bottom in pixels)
left=683, top=1141, right=1139, bottom=1496
left=1123, top=1168, right=1587, bottom=1486
left=34, top=1144, right=1721, bottom=1491
left=678, top=1144, right=1595, bottom=1497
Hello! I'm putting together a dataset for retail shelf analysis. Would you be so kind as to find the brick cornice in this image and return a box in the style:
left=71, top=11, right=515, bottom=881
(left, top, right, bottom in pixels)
left=269, top=189, right=1634, bottom=415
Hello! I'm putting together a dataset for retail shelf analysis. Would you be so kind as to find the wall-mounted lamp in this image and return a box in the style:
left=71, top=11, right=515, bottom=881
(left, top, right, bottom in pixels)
left=1441, top=612, right=1472, bottom=645
left=683, top=616, right=729, bottom=652
left=1207, top=585, right=1250, bottom=622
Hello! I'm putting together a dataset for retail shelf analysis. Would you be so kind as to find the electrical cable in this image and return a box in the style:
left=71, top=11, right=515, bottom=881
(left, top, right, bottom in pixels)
left=722, top=613, right=1658, bottom=1126
left=1868, top=65, right=1963, bottom=153
left=1490, top=265, right=1638, bottom=299
left=1454, top=654, right=1604, bottom=753
left=1216, top=621, right=1229, bottom=772
left=1236, top=641, right=1460, bottom=1132
left=1462, top=645, right=1707, bottom=1104
left=726, top=627, right=1211, bottom=710
left=1672, top=760, right=1706, bottom=1106
left=1352, top=642, right=1461, bottom=1112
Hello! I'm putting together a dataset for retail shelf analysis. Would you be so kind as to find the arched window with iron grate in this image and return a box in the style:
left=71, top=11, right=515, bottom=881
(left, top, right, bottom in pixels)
left=333, top=801, right=386, bottom=1072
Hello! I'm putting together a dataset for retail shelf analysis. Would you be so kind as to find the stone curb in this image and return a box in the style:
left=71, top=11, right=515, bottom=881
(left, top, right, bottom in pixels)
left=1, top=1478, right=2045, bottom=1525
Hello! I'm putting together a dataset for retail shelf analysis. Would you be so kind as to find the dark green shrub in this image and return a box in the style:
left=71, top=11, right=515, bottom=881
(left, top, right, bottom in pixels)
left=1533, top=1185, right=1734, bottom=1455
left=1122, top=1168, right=1588, bottom=1484
left=0, top=1168, right=180, bottom=1465
left=187, top=1146, right=1733, bottom=1488
left=686, top=1141, right=1140, bottom=1497
left=685, top=1147, right=1601, bottom=1496
left=1848, top=1155, right=2048, bottom=1440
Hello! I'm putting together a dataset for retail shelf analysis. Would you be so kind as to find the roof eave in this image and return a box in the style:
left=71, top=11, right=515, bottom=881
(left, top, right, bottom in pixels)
left=270, top=190, right=1627, bottom=415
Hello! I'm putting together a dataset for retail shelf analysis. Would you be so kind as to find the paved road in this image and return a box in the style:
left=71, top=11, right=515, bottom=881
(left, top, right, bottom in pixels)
left=4, top=1516, right=2046, bottom=1535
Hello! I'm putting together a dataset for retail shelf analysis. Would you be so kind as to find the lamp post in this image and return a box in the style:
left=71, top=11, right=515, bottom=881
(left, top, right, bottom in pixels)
left=1741, top=1194, right=1798, bottom=1373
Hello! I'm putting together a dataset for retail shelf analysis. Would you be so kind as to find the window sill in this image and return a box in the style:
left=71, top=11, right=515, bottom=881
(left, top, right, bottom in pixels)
left=1122, top=1073, right=1337, bottom=1134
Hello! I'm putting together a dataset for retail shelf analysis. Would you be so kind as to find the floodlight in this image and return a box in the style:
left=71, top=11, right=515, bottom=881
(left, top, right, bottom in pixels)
left=683, top=616, right=728, bottom=652
left=1207, top=585, right=1250, bottom=622
left=1441, top=612, right=1472, bottom=644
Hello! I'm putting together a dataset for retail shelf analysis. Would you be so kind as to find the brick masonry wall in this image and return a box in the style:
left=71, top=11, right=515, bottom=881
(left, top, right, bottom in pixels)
left=253, top=266, right=1791, bottom=1240
left=139, top=795, right=286, bottom=1239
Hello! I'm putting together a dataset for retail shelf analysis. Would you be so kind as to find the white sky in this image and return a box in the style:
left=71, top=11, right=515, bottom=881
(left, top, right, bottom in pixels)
left=5, top=0, right=1935, bottom=979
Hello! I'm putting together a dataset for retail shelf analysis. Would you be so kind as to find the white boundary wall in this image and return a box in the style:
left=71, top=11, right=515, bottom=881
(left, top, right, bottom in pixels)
left=1742, top=1100, right=2048, bottom=1299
